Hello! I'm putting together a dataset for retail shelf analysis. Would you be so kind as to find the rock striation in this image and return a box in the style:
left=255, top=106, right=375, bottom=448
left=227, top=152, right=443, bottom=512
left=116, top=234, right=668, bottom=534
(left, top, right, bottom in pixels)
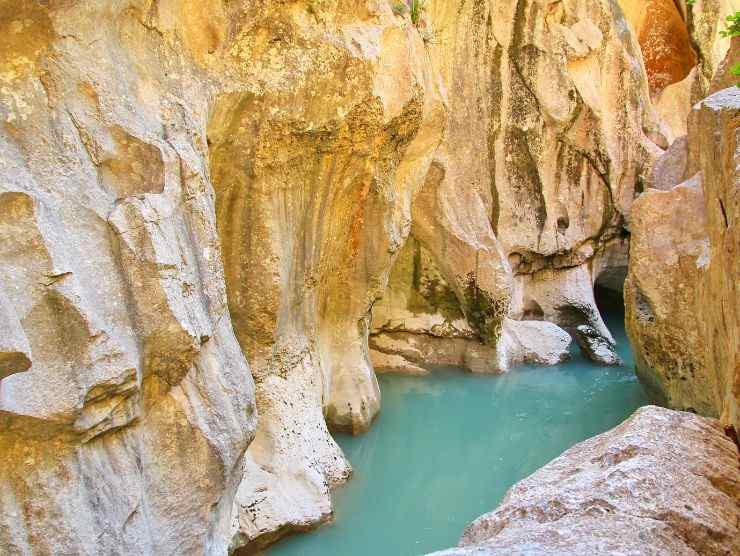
left=431, top=406, right=740, bottom=556
left=625, top=86, right=739, bottom=432
left=0, top=0, right=734, bottom=554
left=370, top=0, right=664, bottom=375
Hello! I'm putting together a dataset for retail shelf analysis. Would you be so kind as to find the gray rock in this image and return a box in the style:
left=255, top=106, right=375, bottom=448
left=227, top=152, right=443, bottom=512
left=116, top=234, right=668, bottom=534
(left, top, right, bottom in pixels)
left=430, top=406, right=740, bottom=556
left=574, top=324, right=623, bottom=366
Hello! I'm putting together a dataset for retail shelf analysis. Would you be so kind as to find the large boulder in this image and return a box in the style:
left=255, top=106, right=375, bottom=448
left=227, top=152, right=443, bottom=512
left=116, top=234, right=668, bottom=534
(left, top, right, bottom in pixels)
left=431, top=406, right=740, bottom=556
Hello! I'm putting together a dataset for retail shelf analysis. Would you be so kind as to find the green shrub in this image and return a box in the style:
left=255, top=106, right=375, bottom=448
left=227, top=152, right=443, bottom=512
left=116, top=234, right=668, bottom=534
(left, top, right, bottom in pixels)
left=720, top=12, right=740, bottom=38
left=392, top=2, right=408, bottom=16
left=410, top=0, right=425, bottom=27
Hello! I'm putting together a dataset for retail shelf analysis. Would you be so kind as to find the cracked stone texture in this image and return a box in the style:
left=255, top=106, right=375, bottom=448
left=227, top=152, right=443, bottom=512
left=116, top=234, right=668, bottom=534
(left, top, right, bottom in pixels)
left=0, top=0, right=735, bottom=554
left=370, top=0, right=664, bottom=374
left=626, top=87, right=739, bottom=432
left=430, top=406, right=740, bottom=556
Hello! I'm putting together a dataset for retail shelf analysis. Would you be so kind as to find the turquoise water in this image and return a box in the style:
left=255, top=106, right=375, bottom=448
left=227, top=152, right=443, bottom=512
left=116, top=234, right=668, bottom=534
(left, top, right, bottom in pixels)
left=270, top=303, right=648, bottom=556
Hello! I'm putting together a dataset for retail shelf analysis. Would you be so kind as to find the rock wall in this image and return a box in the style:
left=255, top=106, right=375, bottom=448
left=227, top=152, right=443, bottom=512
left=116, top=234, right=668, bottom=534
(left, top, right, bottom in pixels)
left=0, top=1, right=258, bottom=554
left=370, top=0, right=662, bottom=373
left=625, top=86, right=739, bottom=432
left=431, top=406, right=740, bottom=556
left=0, top=0, right=733, bottom=554
left=616, top=0, right=736, bottom=142
left=211, top=2, right=447, bottom=550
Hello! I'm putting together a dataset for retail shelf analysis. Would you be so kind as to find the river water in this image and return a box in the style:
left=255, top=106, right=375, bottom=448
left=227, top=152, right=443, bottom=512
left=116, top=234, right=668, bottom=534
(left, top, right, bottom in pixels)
left=270, top=302, right=649, bottom=555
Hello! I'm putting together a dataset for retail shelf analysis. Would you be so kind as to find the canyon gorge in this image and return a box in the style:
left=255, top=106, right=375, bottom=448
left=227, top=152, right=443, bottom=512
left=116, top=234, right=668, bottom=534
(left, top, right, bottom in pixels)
left=0, top=0, right=738, bottom=555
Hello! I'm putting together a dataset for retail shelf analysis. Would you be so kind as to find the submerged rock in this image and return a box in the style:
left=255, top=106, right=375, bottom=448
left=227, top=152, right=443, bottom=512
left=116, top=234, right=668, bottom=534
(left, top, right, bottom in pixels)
left=431, top=406, right=740, bottom=556
left=574, top=325, right=623, bottom=366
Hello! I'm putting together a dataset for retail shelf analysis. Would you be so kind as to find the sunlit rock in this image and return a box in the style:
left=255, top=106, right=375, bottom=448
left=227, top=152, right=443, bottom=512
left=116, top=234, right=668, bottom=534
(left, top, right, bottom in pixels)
left=626, top=87, right=739, bottom=429
left=432, top=406, right=740, bottom=556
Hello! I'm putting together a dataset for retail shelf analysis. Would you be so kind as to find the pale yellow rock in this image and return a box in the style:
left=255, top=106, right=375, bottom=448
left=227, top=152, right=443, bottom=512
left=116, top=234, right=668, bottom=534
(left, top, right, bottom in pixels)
left=0, top=2, right=257, bottom=554
left=0, top=286, right=31, bottom=381
left=372, top=0, right=663, bottom=374
left=694, top=88, right=740, bottom=432
left=0, top=0, right=728, bottom=554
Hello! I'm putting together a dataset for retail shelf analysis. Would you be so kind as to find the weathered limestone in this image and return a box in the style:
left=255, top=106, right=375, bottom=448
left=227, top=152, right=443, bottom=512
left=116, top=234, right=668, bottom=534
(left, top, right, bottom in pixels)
left=0, top=288, right=31, bottom=381
left=0, top=0, right=732, bottom=554
left=0, top=1, right=259, bottom=553
left=618, top=0, right=697, bottom=97
left=515, top=266, right=621, bottom=365
left=695, top=88, right=740, bottom=432
left=431, top=406, right=740, bottom=556
left=626, top=86, right=739, bottom=430
left=370, top=0, right=662, bottom=374
left=369, top=238, right=570, bottom=375
left=204, top=3, right=448, bottom=549
left=617, top=0, right=735, bottom=141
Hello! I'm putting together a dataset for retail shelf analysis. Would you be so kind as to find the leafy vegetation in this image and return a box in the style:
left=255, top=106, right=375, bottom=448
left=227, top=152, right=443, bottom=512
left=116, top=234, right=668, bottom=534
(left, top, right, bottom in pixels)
left=720, top=12, right=740, bottom=38
left=720, top=12, right=740, bottom=86
left=392, top=2, right=408, bottom=16
left=410, top=0, right=426, bottom=27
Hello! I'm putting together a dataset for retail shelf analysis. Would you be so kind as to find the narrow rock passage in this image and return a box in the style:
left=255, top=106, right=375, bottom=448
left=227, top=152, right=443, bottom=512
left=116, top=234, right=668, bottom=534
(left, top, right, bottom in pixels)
left=268, top=299, right=648, bottom=556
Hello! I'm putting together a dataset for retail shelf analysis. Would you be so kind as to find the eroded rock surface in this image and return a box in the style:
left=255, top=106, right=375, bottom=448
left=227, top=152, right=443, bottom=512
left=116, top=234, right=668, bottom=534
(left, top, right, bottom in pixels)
left=626, top=87, right=739, bottom=430
left=0, top=0, right=733, bottom=553
left=370, top=0, right=662, bottom=375
left=0, top=2, right=259, bottom=554
left=618, top=0, right=735, bottom=141
left=431, top=406, right=740, bottom=556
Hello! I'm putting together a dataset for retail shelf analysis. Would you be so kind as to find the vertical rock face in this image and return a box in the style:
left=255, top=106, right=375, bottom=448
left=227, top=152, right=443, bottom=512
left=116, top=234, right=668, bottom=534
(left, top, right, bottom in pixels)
left=617, top=0, right=734, bottom=141
left=0, top=1, right=260, bottom=554
left=371, top=0, right=661, bottom=373
left=0, top=0, right=730, bottom=554
left=430, top=406, right=740, bottom=556
left=209, top=2, right=447, bottom=550
left=697, top=88, right=740, bottom=433
left=625, top=86, right=739, bottom=431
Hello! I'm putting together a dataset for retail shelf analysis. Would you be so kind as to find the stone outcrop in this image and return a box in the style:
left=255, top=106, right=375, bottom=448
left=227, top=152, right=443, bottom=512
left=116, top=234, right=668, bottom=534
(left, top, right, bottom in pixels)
left=431, top=406, right=740, bottom=556
left=0, top=1, right=255, bottom=554
left=0, top=0, right=732, bottom=554
left=0, top=288, right=31, bottom=381
left=617, top=0, right=735, bottom=142
left=370, top=0, right=662, bottom=375
left=625, top=86, right=739, bottom=431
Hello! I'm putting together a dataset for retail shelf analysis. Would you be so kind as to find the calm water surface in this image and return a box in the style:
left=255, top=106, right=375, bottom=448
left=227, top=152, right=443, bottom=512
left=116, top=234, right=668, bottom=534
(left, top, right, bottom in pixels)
left=270, top=305, right=649, bottom=556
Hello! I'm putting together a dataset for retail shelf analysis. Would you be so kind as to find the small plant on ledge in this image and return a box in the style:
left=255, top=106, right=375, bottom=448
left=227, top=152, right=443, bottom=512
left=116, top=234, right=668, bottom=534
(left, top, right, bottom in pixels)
left=410, top=0, right=426, bottom=27
left=720, top=11, right=740, bottom=86
left=719, top=12, right=740, bottom=38
left=392, top=2, right=408, bottom=16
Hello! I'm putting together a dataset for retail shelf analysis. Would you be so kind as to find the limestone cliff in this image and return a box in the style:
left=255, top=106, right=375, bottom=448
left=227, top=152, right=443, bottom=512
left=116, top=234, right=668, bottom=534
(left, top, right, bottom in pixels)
left=371, top=0, right=663, bottom=374
left=0, top=0, right=734, bottom=554
left=617, top=0, right=736, bottom=141
left=0, top=1, right=258, bottom=553
left=625, top=86, right=739, bottom=433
